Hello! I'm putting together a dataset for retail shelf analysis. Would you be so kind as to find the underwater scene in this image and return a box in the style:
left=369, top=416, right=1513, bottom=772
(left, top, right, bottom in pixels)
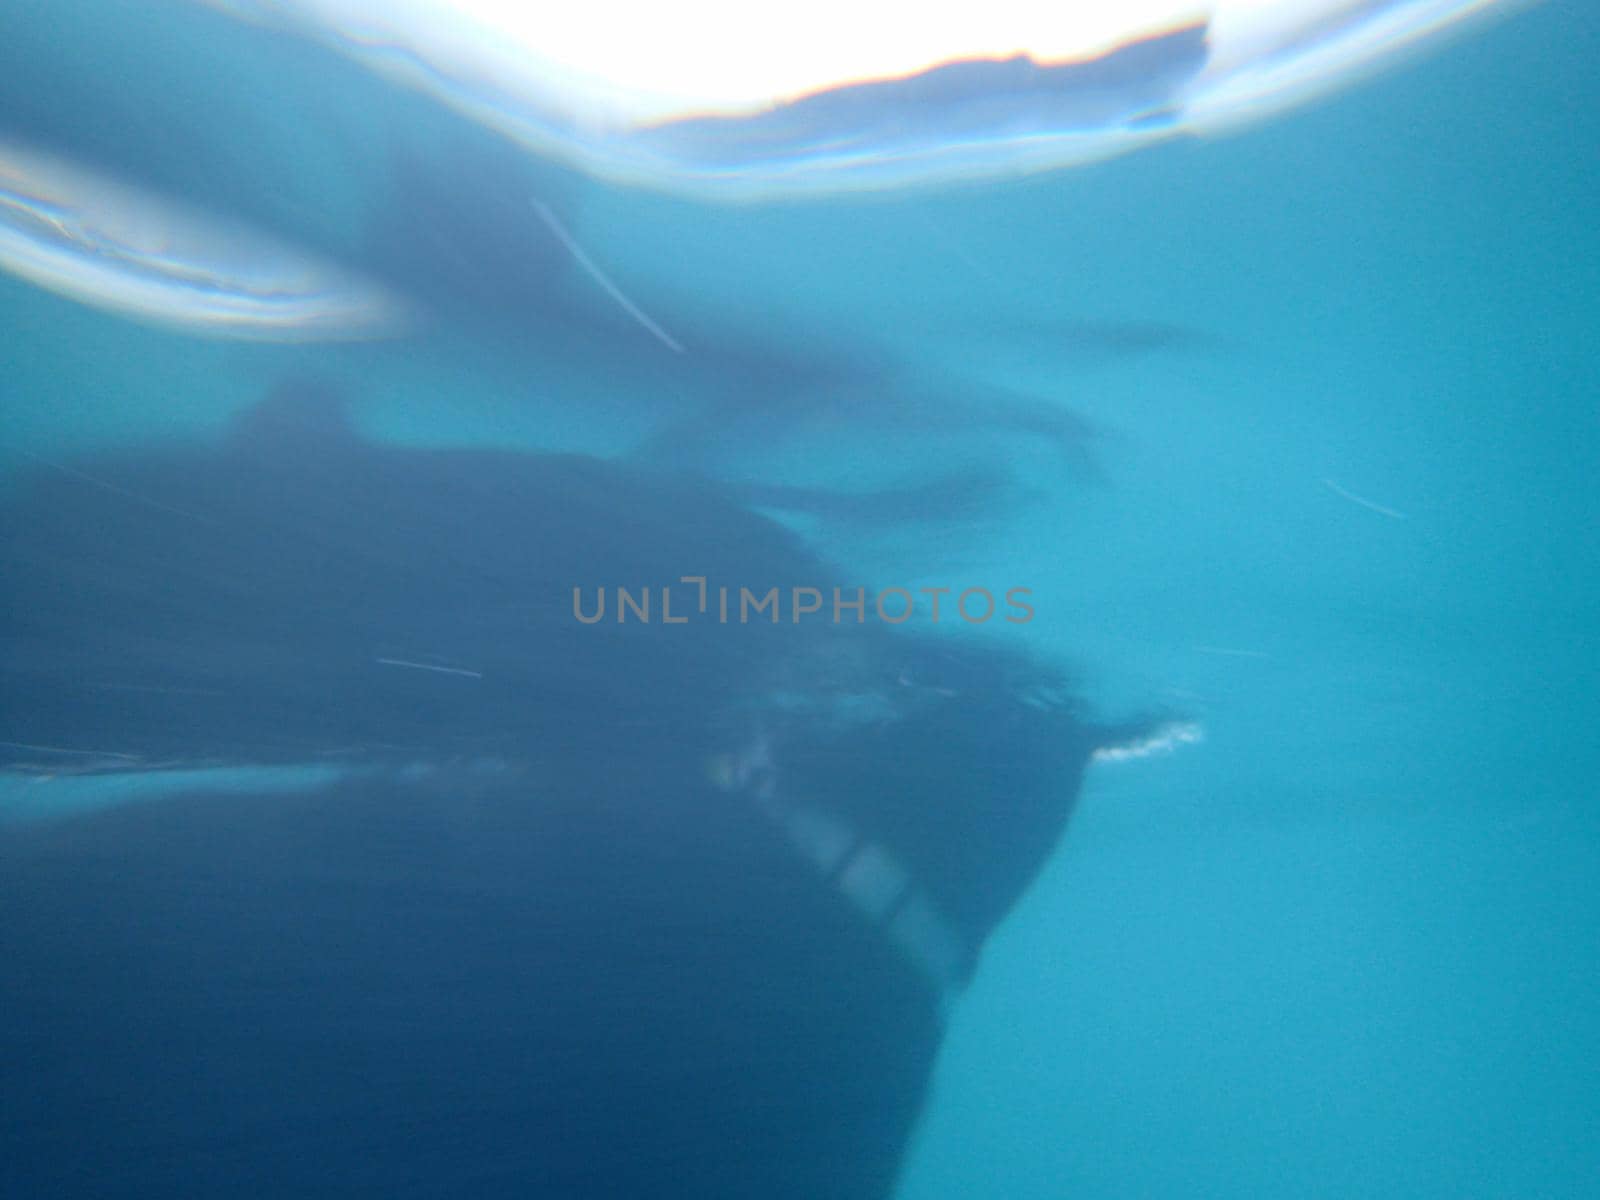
left=1, top=1, right=1595, bottom=1197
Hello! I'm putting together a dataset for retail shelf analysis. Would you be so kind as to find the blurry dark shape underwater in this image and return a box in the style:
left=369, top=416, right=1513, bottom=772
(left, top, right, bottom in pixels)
left=732, top=464, right=1025, bottom=529
left=0, top=384, right=1159, bottom=1198
left=362, top=136, right=1107, bottom=499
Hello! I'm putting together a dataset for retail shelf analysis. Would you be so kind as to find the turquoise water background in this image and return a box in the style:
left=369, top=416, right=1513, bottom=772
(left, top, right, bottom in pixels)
left=896, top=4, right=1599, bottom=1196
left=3, top=2, right=1595, bottom=1196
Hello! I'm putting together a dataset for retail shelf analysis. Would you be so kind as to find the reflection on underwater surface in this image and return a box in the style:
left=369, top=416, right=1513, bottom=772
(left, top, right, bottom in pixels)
left=201, top=0, right=1525, bottom=196
left=1, top=1, right=1597, bottom=1198
left=0, top=137, right=405, bottom=341
left=0, top=1, right=1523, bottom=338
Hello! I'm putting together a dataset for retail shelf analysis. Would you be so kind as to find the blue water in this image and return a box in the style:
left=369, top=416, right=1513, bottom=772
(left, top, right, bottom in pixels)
left=897, top=6, right=1600, bottom=1196
left=3, top=1, right=1597, bottom=1196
